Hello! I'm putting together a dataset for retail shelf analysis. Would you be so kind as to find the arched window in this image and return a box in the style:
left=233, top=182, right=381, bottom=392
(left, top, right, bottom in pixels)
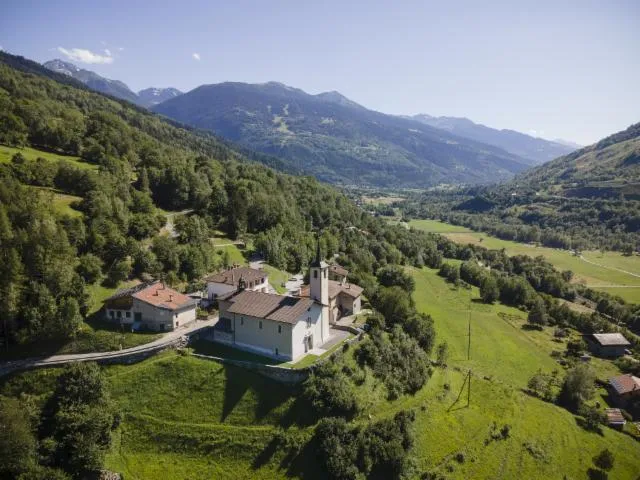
left=314, top=270, right=318, bottom=279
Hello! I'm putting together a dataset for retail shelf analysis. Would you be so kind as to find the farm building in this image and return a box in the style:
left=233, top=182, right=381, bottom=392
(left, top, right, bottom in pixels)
left=205, top=266, right=269, bottom=300
left=608, top=374, right=640, bottom=407
left=585, top=333, right=631, bottom=358
left=104, top=281, right=197, bottom=332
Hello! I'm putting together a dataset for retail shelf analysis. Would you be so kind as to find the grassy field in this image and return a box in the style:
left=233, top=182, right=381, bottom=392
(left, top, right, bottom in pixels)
left=4, top=267, right=639, bottom=479
left=409, top=219, right=640, bottom=303
left=404, top=266, right=639, bottom=479
left=31, top=186, right=83, bottom=218
left=0, top=144, right=97, bottom=171
left=261, top=264, right=290, bottom=294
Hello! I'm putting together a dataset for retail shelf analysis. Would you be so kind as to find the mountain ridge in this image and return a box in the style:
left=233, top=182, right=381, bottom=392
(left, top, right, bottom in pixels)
left=153, top=81, right=532, bottom=187
left=407, top=113, right=578, bottom=165
left=43, top=59, right=182, bottom=108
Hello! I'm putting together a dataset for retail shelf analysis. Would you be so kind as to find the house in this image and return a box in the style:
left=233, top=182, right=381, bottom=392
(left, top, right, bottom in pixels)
left=329, top=263, right=349, bottom=282
left=205, top=266, right=269, bottom=300
left=299, top=265, right=363, bottom=323
left=609, top=374, right=640, bottom=407
left=585, top=333, right=631, bottom=358
left=104, top=281, right=197, bottom=332
left=213, top=246, right=332, bottom=361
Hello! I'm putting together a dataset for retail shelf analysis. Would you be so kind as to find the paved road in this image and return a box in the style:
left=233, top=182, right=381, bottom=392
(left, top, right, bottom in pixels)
left=0, top=317, right=218, bottom=377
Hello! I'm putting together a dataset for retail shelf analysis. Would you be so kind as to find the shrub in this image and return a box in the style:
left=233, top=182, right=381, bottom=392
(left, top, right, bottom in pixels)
left=302, top=363, right=359, bottom=419
left=593, top=449, right=614, bottom=471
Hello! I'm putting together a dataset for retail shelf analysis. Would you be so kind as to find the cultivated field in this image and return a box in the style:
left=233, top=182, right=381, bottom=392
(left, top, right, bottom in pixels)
left=409, top=219, right=640, bottom=303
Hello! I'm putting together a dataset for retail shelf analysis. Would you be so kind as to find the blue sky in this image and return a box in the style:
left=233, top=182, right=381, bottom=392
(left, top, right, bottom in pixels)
left=1, top=0, right=638, bottom=145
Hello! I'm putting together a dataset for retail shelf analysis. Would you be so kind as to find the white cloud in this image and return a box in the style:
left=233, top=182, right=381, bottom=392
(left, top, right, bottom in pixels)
left=104, top=48, right=111, bottom=56
left=118, top=47, right=125, bottom=51
left=192, top=52, right=201, bottom=61
left=57, top=47, right=114, bottom=64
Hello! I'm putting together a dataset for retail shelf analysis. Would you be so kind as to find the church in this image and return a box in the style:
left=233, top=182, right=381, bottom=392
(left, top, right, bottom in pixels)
left=211, top=244, right=360, bottom=361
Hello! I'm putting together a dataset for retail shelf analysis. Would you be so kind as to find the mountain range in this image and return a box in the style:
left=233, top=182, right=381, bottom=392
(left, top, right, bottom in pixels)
left=407, top=114, right=578, bottom=165
left=43, top=59, right=182, bottom=108
left=153, top=82, right=539, bottom=187
left=41, top=59, right=582, bottom=188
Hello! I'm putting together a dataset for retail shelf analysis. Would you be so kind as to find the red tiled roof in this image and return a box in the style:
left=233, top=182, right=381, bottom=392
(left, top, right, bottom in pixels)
left=133, top=283, right=195, bottom=311
left=205, top=267, right=266, bottom=286
left=609, top=374, right=640, bottom=395
left=105, top=281, right=195, bottom=311
left=225, top=290, right=315, bottom=324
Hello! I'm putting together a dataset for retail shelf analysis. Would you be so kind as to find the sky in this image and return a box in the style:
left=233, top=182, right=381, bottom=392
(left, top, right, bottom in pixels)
left=1, top=0, right=639, bottom=145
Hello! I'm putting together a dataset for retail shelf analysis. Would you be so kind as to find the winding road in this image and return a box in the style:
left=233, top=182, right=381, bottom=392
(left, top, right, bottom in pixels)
left=0, top=317, right=218, bottom=378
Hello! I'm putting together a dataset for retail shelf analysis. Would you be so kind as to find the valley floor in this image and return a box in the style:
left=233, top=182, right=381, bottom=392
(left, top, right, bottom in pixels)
left=408, top=219, right=640, bottom=304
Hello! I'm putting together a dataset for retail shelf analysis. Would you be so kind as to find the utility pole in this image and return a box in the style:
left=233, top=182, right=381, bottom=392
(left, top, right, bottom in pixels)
left=467, top=370, right=472, bottom=406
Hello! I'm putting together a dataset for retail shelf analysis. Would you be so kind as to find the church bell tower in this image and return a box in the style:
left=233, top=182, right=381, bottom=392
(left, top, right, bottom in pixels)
left=309, top=237, right=329, bottom=306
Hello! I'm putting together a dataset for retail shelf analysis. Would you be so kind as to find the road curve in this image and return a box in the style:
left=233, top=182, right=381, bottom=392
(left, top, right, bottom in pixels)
left=0, top=317, right=218, bottom=378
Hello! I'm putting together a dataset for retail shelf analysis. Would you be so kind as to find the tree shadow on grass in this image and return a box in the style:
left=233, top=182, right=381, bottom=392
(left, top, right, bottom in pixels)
left=252, top=436, right=280, bottom=470
left=278, top=394, right=316, bottom=428
left=575, top=417, right=604, bottom=436
left=521, top=324, right=543, bottom=331
left=220, top=364, right=251, bottom=422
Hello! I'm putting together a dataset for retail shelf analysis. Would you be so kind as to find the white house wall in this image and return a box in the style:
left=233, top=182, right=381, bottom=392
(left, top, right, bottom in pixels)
left=231, top=313, right=295, bottom=359
left=207, top=278, right=269, bottom=300
left=106, top=300, right=196, bottom=332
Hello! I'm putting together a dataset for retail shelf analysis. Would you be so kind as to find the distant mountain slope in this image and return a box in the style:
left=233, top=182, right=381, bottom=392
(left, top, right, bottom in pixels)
left=408, top=114, right=578, bottom=165
left=43, top=59, right=182, bottom=108
left=137, top=87, right=183, bottom=107
left=152, top=81, right=531, bottom=187
left=513, top=122, right=640, bottom=198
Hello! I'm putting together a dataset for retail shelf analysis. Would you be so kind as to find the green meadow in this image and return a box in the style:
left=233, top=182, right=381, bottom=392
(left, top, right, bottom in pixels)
left=100, top=268, right=639, bottom=479
left=0, top=144, right=98, bottom=171
left=409, top=219, right=640, bottom=304
left=4, top=267, right=639, bottom=479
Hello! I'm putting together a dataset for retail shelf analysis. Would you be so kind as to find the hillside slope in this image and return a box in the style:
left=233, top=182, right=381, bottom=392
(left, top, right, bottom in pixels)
left=409, top=114, right=578, bottom=165
left=514, top=121, right=640, bottom=198
left=153, top=81, right=531, bottom=187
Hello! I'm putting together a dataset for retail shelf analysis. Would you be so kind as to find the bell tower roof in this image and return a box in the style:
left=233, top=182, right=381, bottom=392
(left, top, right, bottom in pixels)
left=310, top=234, right=329, bottom=268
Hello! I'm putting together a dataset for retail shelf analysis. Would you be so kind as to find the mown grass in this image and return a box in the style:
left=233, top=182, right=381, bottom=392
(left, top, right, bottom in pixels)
left=409, top=219, right=640, bottom=303
left=0, top=144, right=97, bottom=171
left=261, top=264, right=290, bottom=294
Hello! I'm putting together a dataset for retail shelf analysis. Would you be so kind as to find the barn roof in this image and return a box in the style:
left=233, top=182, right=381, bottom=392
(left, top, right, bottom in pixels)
left=592, top=333, right=631, bottom=347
